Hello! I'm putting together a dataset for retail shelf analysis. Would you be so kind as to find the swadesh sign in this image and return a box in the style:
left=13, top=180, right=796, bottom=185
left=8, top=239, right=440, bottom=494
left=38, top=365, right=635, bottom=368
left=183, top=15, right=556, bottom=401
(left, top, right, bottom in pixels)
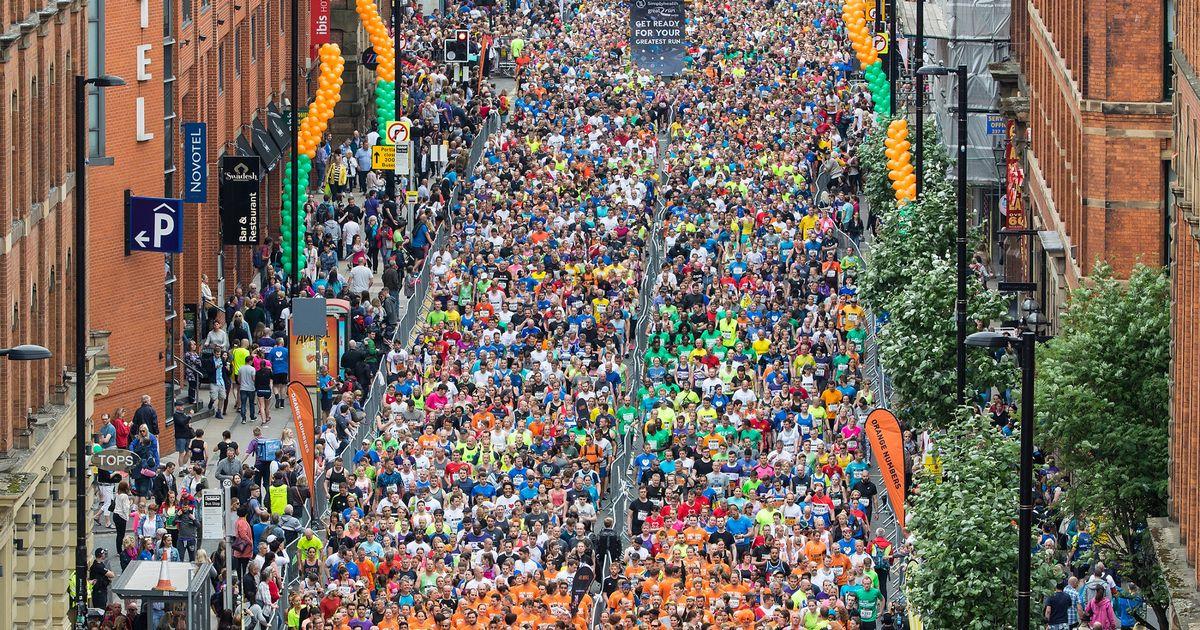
left=630, top=0, right=686, bottom=76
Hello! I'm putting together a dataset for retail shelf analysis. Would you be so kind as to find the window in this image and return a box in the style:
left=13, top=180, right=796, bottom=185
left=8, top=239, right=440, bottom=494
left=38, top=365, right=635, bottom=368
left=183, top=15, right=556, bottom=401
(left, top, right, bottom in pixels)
left=85, top=0, right=110, bottom=160
left=251, top=14, right=258, bottom=61
left=183, top=0, right=192, bottom=26
left=264, top=2, right=271, bottom=47
left=234, top=27, right=242, bottom=77
left=49, top=266, right=55, bottom=292
left=218, top=42, right=225, bottom=92
left=1165, top=0, right=1176, bottom=100
left=201, top=0, right=210, bottom=13
left=30, top=284, right=36, bottom=315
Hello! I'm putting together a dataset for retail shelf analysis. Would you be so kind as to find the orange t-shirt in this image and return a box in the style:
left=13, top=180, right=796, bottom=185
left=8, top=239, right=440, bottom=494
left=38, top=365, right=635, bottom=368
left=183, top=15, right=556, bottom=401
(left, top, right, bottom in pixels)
left=682, top=526, right=708, bottom=547
left=829, top=553, right=853, bottom=585
left=804, top=539, right=828, bottom=564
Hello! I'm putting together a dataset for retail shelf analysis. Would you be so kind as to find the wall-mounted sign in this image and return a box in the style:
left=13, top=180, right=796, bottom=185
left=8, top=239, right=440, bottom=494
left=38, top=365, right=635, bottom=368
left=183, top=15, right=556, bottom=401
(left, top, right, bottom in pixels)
left=182, top=123, right=207, bottom=203
left=311, top=0, right=331, bottom=52
left=219, top=156, right=262, bottom=245
left=127, top=196, right=184, bottom=254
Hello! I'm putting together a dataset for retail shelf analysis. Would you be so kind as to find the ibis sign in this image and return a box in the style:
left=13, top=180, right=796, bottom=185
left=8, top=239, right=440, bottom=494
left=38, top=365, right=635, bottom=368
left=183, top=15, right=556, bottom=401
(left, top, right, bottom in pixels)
left=92, top=448, right=141, bottom=473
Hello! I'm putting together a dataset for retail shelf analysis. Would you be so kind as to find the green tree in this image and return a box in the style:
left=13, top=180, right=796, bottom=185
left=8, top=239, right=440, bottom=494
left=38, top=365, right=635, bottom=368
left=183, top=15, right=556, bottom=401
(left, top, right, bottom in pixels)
left=1036, top=263, right=1170, bottom=627
left=906, top=414, right=1060, bottom=629
left=875, top=255, right=1013, bottom=430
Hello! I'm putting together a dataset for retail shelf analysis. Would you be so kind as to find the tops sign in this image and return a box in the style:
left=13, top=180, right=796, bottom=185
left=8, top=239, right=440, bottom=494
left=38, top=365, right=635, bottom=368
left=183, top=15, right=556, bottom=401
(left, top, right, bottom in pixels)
left=182, top=123, right=207, bottom=203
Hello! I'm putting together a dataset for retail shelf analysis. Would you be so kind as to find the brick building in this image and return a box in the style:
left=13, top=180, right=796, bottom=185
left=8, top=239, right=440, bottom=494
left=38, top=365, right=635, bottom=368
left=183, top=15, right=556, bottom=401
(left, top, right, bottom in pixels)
left=86, top=0, right=372, bottom=444
left=1169, top=0, right=1200, bottom=602
left=0, top=0, right=122, bottom=625
left=991, top=0, right=1173, bottom=325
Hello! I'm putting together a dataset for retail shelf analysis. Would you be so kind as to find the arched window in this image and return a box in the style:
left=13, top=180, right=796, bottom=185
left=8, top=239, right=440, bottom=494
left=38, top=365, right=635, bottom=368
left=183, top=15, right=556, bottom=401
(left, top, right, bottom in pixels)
left=30, top=284, right=36, bottom=315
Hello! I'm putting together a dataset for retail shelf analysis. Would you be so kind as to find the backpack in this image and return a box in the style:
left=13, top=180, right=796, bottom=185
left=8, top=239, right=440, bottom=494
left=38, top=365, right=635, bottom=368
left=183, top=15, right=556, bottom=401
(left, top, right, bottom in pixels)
left=255, top=439, right=282, bottom=463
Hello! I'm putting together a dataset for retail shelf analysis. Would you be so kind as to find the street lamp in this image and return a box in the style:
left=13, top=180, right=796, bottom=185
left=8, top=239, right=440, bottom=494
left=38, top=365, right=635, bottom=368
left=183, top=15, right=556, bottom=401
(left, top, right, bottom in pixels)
left=0, top=345, right=52, bottom=360
left=966, top=327, right=1036, bottom=630
left=914, top=0, right=925, bottom=198
left=917, top=64, right=969, bottom=407
left=73, top=73, right=125, bottom=630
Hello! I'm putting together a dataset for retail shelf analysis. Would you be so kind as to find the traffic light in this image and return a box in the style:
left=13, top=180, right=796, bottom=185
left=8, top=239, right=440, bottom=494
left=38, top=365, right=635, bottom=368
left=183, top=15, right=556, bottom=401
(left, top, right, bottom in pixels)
left=444, top=30, right=470, bottom=63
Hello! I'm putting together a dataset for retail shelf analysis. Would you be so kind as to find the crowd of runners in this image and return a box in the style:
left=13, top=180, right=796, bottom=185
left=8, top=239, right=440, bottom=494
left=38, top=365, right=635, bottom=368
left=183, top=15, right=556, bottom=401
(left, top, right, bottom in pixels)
left=85, top=0, right=910, bottom=627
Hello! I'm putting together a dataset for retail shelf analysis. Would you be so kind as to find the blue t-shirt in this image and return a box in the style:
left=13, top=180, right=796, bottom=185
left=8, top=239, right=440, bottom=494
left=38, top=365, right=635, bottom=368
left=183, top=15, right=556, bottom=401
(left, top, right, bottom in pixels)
left=269, top=346, right=289, bottom=375
left=726, top=515, right=754, bottom=537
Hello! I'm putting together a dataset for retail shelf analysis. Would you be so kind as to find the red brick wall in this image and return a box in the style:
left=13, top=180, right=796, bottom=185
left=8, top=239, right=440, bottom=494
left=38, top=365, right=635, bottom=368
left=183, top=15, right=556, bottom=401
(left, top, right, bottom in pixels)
left=87, top=0, right=173, bottom=443
left=1171, top=0, right=1200, bottom=580
left=88, top=0, right=311, bottom=452
left=0, top=3, right=86, bottom=453
left=1023, top=0, right=1170, bottom=282
left=173, top=0, right=309, bottom=314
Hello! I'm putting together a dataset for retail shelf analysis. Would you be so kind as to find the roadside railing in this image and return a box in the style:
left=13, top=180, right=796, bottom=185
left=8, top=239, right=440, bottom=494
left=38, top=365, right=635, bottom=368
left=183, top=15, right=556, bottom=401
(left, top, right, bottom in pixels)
left=284, top=111, right=504, bottom=601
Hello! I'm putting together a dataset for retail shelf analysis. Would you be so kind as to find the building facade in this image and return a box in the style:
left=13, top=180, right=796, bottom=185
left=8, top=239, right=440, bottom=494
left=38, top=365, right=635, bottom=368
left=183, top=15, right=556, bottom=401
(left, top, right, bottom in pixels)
left=1171, top=0, right=1200, bottom=596
left=0, top=0, right=121, bottom=625
left=88, top=0, right=329, bottom=443
left=994, top=0, right=1172, bottom=324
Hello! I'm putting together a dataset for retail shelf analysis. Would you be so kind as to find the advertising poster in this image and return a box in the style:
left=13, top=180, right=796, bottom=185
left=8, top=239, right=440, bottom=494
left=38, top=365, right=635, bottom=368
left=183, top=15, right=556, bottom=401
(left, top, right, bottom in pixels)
left=630, top=0, right=686, bottom=76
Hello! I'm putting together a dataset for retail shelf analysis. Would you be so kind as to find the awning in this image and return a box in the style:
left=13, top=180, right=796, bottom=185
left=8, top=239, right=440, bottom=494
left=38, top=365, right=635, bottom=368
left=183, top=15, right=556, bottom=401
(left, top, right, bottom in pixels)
left=266, top=102, right=292, bottom=152
left=252, top=117, right=281, bottom=171
left=1038, top=230, right=1066, bottom=256
left=236, top=133, right=256, bottom=160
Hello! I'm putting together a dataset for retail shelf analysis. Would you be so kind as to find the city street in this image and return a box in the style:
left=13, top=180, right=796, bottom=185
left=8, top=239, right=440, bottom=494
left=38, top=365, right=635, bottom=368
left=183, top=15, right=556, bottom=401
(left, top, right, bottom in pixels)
left=0, top=0, right=1183, bottom=626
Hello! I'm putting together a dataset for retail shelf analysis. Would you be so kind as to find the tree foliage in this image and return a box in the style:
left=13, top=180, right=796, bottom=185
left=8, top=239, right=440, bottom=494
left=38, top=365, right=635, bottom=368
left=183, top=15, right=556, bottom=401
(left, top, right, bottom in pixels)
left=875, top=256, right=1012, bottom=430
left=860, top=120, right=1012, bottom=430
left=906, top=414, right=1060, bottom=629
left=1036, top=263, right=1171, bottom=626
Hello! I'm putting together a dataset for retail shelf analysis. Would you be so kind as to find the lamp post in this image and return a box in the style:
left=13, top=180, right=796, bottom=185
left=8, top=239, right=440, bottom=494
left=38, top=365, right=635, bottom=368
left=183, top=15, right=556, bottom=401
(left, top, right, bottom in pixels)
left=290, top=0, right=300, bottom=292
left=965, top=328, right=1034, bottom=630
left=914, top=0, right=924, bottom=197
left=73, top=73, right=125, bottom=629
left=917, top=64, right=969, bottom=406
left=967, top=297, right=1049, bottom=630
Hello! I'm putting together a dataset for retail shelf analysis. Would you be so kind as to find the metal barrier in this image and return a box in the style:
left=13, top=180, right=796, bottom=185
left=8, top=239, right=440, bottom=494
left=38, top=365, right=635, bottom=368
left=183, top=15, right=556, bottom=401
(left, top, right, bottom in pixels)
left=591, top=123, right=671, bottom=628
left=283, top=112, right=503, bottom=600
left=826, top=222, right=904, bottom=604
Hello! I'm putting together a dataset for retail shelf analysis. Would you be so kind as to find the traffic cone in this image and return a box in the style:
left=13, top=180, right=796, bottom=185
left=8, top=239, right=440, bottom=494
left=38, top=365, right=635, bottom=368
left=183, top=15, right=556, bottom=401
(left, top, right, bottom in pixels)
left=153, top=551, right=174, bottom=591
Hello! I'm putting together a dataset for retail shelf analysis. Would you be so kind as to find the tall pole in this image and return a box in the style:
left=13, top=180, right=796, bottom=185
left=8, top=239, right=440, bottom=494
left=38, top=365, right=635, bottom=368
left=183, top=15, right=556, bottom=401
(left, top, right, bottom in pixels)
left=290, top=0, right=300, bottom=292
left=886, top=0, right=897, bottom=108
left=1017, top=330, right=1035, bottom=630
left=914, top=0, right=924, bottom=197
left=955, top=65, right=968, bottom=407
left=73, top=73, right=88, bottom=630
left=393, top=0, right=402, bottom=197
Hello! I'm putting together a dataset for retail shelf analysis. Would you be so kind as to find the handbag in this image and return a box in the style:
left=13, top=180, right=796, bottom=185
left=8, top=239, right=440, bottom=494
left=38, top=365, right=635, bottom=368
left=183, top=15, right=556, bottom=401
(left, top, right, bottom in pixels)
left=140, top=468, right=157, bottom=478
left=232, top=536, right=251, bottom=555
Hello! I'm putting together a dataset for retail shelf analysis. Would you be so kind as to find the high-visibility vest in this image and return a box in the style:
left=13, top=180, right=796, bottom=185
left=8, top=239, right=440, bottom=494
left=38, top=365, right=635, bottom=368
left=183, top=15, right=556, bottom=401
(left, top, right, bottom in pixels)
left=269, top=484, right=289, bottom=515
left=718, top=318, right=738, bottom=347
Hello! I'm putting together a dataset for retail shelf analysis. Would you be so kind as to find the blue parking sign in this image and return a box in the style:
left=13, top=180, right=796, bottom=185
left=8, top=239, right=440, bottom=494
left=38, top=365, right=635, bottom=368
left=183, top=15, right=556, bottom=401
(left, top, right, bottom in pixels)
left=127, top=196, right=184, bottom=254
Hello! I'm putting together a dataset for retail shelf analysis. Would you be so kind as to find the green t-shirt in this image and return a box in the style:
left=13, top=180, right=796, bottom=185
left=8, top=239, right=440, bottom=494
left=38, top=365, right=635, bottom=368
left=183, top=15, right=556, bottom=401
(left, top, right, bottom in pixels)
left=616, top=406, right=639, bottom=435
left=858, top=587, right=882, bottom=622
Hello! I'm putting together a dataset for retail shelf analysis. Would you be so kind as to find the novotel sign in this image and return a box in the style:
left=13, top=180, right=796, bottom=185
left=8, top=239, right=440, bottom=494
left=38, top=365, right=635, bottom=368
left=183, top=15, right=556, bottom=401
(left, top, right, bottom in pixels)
left=182, top=122, right=207, bottom=203
left=91, top=448, right=142, bottom=473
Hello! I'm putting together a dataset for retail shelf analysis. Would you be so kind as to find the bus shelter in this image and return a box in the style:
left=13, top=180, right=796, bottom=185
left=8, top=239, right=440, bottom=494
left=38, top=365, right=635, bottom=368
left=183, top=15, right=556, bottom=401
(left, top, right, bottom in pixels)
left=112, top=561, right=213, bottom=628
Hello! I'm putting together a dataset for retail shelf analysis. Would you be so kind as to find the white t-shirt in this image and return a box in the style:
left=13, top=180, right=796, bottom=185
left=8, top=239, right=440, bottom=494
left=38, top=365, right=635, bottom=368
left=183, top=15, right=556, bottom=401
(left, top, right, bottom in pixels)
left=348, top=264, right=374, bottom=293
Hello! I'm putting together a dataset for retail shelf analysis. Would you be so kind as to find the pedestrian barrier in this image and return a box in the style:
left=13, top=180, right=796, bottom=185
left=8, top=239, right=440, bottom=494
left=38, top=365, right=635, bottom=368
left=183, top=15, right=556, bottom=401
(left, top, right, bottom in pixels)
left=285, top=111, right=504, bottom=599
left=828, top=220, right=906, bottom=606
